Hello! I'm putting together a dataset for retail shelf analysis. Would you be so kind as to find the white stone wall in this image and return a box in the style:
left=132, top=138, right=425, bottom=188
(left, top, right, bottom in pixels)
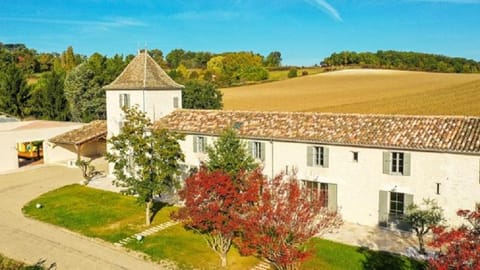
left=106, top=89, right=182, bottom=174
left=178, top=133, right=480, bottom=227
left=43, top=142, right=77, bottom=164
left=0, top=123, right=83, bottom=173
left=106, top=89, right=182, bottom=137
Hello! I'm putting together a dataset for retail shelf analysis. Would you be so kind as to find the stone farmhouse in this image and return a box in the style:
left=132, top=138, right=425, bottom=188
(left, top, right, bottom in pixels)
left=105, top=51, right=480, bottom=229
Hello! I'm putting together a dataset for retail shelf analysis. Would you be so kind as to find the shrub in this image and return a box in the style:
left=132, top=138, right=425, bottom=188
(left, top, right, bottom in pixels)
left=288, top=68, right=298, bottom=78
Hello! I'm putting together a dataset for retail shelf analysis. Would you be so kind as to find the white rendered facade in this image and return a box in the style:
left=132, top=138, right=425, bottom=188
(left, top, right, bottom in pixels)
left=106, top=89, right=181, bottom=138
left=179, top=134, right=480, bottom=228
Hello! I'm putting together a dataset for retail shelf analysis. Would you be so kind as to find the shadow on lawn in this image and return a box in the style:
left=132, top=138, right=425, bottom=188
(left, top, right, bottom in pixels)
left=150, top=201, right=169, bottom=223
left=358, top=247, right=427, bottom=270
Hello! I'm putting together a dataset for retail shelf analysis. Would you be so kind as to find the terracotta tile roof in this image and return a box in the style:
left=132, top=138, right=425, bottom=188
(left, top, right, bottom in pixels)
left=103, top=51, right=183, bottom=90
left=155, top=110, right=480, bottom=154
left=12, top=120, right=80, bottom=131
left=49, top=120, right=107, bottom=146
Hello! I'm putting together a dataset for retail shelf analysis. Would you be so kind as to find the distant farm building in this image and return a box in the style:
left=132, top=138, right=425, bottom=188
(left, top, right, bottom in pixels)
left=0, top=120, right=83, bottom=173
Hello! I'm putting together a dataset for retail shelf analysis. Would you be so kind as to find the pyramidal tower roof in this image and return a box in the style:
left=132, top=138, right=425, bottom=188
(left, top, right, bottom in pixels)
left=104, top=50, right=183, bottom=90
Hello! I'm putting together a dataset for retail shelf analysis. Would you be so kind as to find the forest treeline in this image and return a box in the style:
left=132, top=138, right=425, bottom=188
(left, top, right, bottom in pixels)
left=0, top=43, right=281, bottom=122
left=322, top=50, right=480, bottom=73
left=0, top=43, right=282, bottom=86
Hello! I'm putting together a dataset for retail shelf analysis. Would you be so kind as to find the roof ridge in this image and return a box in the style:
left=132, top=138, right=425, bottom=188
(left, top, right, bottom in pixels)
left=175, top=109, right=480, bottom=119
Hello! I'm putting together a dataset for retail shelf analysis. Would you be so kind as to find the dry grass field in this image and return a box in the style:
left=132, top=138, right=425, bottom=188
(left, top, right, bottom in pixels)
left=221, top=69, right=480, bottom=116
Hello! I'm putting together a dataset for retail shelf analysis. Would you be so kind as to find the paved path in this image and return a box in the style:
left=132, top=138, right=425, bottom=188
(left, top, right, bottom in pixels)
left=116, top=220, right=179, bottom=247
left=323, top=222, right=418, bottom=254
left=0, top=164, right=167, bottom=269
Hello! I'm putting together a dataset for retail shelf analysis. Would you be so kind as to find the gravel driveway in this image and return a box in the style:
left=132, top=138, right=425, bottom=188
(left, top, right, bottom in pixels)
left=0, top=164, right=166, bottom=269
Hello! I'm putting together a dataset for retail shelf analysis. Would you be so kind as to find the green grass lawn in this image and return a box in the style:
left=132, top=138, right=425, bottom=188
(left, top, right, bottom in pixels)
left=23, top=184, right=426, bottom=270
left=303, top=239, right=426, bottom=270
left=127, top=224, right=259, bottom=270
left=23, top=184, right=176, bottom=243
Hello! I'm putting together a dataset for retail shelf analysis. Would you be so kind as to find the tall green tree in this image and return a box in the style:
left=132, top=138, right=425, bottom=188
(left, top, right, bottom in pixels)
left=104, top=54, right=127, bottom=83
left=64, top=62, right=106, bottom=122
left=61, top=46, right=78, bottom=72
left=182, top=80, right=223, bottom=109
left=206, top=128, right=257, bottom=177
left=263, top=51, right=282, bottom=67
left=0, top=64, right=31, bottom=119
left=31, top=70, right=70, bottom=121
left=106, top=106, right=184, bottom=225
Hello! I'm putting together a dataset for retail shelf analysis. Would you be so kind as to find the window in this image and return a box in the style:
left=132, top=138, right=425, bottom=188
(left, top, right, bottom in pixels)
left=193, top=136, right=207, bottom=153
left=119, top=93, right=130, bottom=109
left=307, top=146, right=329, bottom=167
left=173, top=97, right=179, bottom=109
left=249, top=141, right=265, bottom=161
left=392, top=152, right=404, bottom=174
left=379, top=191, right=413, bottom=229
left=352, top=151, right=359, bottom=162
left=303, top=180, right=328, bottom=208
left=389, top=192, right=405, bottom=221
left=314, top=146, right=324, bottom=166
left=383, top=151, right=410, bottom=176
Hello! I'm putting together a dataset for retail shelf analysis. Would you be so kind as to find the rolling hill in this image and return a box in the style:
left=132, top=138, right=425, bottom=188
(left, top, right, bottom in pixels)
left=221, top=69, right=480, bottom=116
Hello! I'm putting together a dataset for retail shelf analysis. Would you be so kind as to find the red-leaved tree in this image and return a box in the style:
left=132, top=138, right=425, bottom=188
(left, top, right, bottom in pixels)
left=235, top=173, right=343, bottom=270
left=429, top=209, right=480, bottom=270
left=172, top=167, right=260, bottom=267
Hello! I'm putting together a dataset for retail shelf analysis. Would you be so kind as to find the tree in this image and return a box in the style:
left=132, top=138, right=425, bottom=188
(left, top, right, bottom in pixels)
left=206, top=128, right=257, bottom=177
left=206, top=52, right=270, bottom=86
left=75, top=158, right=99, bottom=184
left=429, top=209, right=480, bottom=270
left=206, top=55, right=225, bottom=75
left=104, top=54, right=127, bottom=83
left=31, top=70, right=70, bottom=120
left=0, top=63, right=31, bottom=119
left=166, top=49, right=185, bottom=69
left=149, top=49, right=166, bottom=67
left=64, top=62, right=106, bottom=122
left=173, top=168, right=261, bottom=267
left=106, top=106, right=184, bottom=225
left=60, top=46, right=78, bottom=72
left=235, top=173, right=343, bottom=270
left=182, top=80, right=223, bottom=109
left=264, top=51, right=282, bottom=67
left=176, top=64, right=189, bottom=81
left=404, top=198, right=444, bottom=254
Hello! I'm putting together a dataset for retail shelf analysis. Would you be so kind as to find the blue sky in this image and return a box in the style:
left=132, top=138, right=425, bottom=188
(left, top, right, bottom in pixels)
left=0, top=0, right=479, bottom=65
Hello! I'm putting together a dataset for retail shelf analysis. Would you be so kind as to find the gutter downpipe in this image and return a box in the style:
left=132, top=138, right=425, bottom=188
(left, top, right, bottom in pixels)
left=271, top=137, right=274, bottom=179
